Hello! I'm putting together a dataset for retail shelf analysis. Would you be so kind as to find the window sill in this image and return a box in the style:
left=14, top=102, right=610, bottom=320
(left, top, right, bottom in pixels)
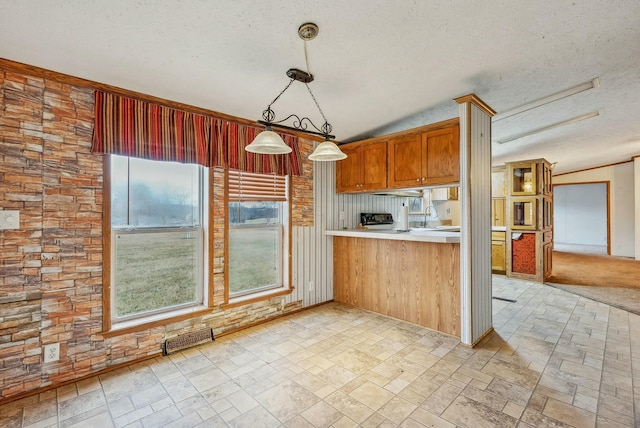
left=99, top=305, right=211, bottom=338
left=223, top=287, right=294, bottom=309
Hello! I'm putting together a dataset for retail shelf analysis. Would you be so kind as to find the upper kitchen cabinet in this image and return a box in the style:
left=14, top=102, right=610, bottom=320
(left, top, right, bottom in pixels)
left=388, top=123, right=460, bottom=188
left=423, top=125, right=460, bottom=185
left=491, top=167, right=506, bottom=227
left=387, top=133, right=422, bottom=188
left=336, top=140, right=387, bottom=193
left=431, top=186, right=459, bottom=201
left=491, top=167, right=506, bottom=198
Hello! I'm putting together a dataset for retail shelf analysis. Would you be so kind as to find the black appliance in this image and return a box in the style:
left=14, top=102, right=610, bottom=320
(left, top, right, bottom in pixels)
left=360, top=213, right=394, bottom=228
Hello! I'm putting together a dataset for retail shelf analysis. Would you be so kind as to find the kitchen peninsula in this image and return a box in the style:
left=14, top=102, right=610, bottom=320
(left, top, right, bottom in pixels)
left=329, top=94, right=495, bottom=347
left=326, top=229, right=461, bottom=337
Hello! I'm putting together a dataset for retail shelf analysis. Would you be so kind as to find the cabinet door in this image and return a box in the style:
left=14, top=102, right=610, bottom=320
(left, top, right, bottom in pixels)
left=491, top=169, right=506, bottom=198
left=333, top=236, right=363, bottom=306
left=361, top=141, right=387, bottom=191
left=543, top=242, right=553, bottom=280
left=423, top=125, right=459, bottom=185
left=492, top=198, right=506, bottom=226
left=491, top=241, right=506, bottom=271
left=430, top=188, right=448, bottom=201
left=336, top=145, right=362, bottom=193
left=388, top=134, right=422, bottom=188
left=542, top=162, right=553, bottom=195
left=508, top=162, right=537, bottom=195
left=542, top=196, right=553, bottom=230
left=510, top=198, right=537, bottom=230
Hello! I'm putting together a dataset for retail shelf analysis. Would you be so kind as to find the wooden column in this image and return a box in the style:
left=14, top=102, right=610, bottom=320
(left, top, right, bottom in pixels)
left=454, top=94, right=496, bottom=346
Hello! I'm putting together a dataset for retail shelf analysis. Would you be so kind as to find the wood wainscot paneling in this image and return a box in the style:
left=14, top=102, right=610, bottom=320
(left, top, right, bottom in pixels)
left=333, top=237, right=460, bottom=337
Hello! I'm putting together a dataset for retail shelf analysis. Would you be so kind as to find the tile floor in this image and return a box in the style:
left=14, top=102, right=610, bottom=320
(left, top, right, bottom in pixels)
left=1, top=275, right=639, bottom=427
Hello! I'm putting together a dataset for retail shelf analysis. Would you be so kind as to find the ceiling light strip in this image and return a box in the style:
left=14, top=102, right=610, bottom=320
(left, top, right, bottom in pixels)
left=496, top=110, right=602, bottom=144
left=493, top=78, right=600, bottom=122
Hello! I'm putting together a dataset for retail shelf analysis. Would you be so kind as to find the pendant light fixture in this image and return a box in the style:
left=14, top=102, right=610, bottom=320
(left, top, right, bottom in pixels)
left=245, top=23, right=346, bottom=161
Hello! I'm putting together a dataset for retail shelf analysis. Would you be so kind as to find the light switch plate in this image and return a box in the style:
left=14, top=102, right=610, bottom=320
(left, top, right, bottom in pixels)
left=0, top=210, right=20, bottom=230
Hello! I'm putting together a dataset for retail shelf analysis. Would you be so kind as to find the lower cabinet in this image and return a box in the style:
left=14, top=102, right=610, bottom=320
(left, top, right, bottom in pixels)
left=543, top=241, right=553, bottom=280
left=507, top=231, right=553, bottom=282
left=491, top=231, right=506, bottom=272
left=333, top=236, right=461, bottom=337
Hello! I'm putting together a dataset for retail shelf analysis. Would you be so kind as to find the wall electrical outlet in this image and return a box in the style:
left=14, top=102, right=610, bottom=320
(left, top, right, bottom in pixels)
left=44, top=343, right=60, bottom=363
left=339, top=211, right=345, bottom=221
left=308, top=281, right=314, bottom=292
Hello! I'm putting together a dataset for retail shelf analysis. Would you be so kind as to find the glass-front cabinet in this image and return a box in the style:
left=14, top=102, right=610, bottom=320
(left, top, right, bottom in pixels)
left=542, top=161, right=553, bottom=195
left=508, top=162, right=537, bottom=195
left=510, top=197, right=537, bottom=230
left=504, top=158, right=553, bottom=282
left=542, top=197, right=553, bottom=229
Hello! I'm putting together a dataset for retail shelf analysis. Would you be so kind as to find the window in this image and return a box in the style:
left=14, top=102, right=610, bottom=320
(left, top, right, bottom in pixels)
left=227, top=170, right=289, bottom=299
left=109, top=155, right=207, bottom=326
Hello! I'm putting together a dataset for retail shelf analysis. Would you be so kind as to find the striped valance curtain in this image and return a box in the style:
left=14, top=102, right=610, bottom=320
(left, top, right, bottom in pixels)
left=92, top=90, right=302, bottom=176
left=91, top=91, right=213, bottom=166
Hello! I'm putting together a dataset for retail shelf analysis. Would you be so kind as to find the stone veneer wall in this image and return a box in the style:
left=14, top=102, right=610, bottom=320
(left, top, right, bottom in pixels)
left=0, top=67, right=314, bottom=400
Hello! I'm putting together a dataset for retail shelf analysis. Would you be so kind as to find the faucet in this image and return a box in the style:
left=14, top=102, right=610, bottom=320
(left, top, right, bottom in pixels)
left=424, top=204, right=437, bottom=227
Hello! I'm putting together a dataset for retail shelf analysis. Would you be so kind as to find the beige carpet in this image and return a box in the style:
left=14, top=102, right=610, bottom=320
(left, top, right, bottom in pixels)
left=546, top=250, right=640, bottom=315
left=548, top=250, right=640, bottom=288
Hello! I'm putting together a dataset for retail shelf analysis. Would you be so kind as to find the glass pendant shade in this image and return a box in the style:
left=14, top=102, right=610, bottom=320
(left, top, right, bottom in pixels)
left=308, top=140, right=347, bottom=161
left=245, top=129, right=292, bottom=154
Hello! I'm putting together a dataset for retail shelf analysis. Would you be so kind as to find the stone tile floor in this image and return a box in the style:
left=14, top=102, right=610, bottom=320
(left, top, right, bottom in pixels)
left=1, top=275, right=639, bottom=427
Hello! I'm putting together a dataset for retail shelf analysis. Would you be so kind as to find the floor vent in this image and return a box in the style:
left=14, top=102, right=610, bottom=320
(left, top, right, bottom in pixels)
left=162, top=328, right=214, bottom=355
left=492, top=296, right=517, bottom=303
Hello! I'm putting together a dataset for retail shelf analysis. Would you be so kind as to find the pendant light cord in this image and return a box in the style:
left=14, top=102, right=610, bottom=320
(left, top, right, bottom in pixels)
left=304, top=40, right=311, bottom=75
left=303, top=40, right=330, bottom=132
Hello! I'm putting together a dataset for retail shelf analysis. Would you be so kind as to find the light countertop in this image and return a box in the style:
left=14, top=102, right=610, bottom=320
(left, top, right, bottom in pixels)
left=325, top=228, right=460, bottom=243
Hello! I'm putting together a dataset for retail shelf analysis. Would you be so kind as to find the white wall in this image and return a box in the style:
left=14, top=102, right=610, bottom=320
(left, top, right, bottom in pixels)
left=554, top=183, right=607, bottom=246
left=553, top=162, right=635, bottom=257
left=435, top=200, right=461, bottom=225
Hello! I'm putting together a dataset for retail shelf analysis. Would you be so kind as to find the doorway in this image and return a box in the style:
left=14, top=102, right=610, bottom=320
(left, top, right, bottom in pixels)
left=553, top=182, right=609, bottom=255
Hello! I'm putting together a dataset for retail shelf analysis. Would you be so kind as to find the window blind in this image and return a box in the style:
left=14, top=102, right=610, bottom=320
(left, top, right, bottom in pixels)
left=228, top=169, right=287, bottom=202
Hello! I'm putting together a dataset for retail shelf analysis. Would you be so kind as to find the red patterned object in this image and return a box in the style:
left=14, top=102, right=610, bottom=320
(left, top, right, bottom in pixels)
left=92, top=90, right=302, bottom=176
left=512, top=233, right=536, bottom=274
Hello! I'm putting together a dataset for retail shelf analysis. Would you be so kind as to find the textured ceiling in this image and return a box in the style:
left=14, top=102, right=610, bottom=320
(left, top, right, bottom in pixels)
left=1, top=1, right=640, bottom=174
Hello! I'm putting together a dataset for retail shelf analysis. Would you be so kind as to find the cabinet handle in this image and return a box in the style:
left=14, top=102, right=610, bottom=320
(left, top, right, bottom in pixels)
left=422, top=177, right=426, bottom=181
left=416, top=178, right=420, bottom=182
